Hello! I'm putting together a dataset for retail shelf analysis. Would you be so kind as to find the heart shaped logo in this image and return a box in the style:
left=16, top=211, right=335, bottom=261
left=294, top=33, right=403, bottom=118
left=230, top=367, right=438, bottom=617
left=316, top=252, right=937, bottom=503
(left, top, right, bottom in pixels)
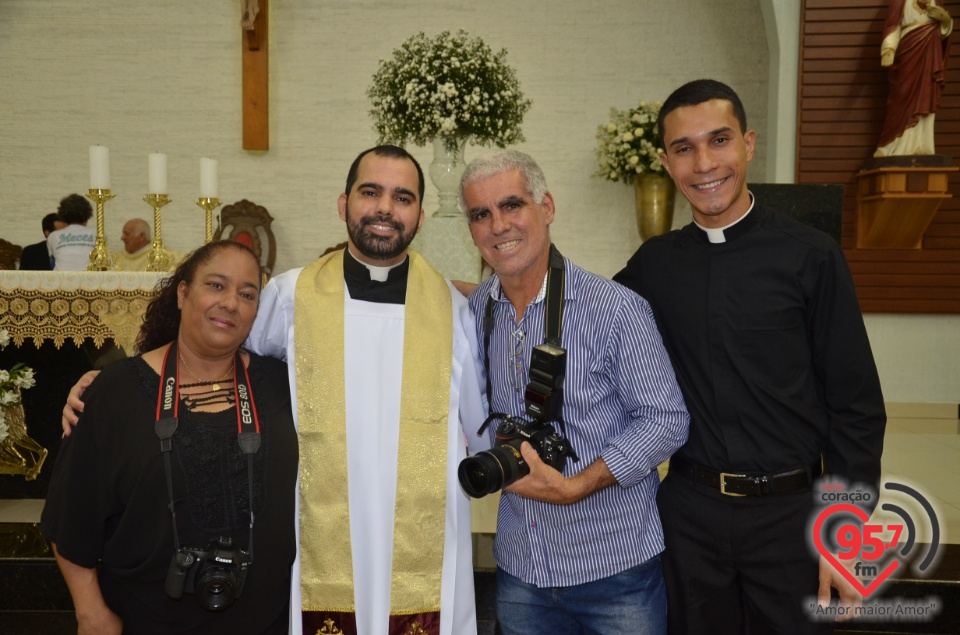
left=813, top=503, right=900, bottom=598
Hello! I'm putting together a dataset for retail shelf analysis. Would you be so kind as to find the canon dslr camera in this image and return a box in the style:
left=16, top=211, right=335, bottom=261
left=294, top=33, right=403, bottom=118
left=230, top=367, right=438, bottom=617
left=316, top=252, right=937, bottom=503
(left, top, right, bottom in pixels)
left=458, top=343, right=578, bottom=498
left=165, top=536, right=251, bottom=611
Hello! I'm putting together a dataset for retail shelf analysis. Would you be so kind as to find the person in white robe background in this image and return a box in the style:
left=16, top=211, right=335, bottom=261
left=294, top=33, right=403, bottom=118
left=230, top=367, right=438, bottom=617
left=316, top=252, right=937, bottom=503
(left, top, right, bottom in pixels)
left=112, top=218, right=152, bottom=271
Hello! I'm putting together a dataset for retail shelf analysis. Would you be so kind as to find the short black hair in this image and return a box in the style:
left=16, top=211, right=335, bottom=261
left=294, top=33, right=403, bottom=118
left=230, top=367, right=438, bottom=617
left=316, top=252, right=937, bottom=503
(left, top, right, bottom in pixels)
left=344, top=145, right=425, bottom=203
left=658, top=79, right=748, bottom=144
left=57, top=193, right=93, bottom=225
left=41, top=213, right=60, bottom=233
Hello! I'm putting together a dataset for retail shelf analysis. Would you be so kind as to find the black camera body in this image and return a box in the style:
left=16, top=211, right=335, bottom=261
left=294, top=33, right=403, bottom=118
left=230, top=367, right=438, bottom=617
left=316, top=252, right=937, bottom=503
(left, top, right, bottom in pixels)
left=524, top=343, right=566, bottom=422
left=496, top=416, right=575, bottom=473
left=458, top=414, right=578, bottom=498
left=165, top=536, right=250, bottom=611
left=458, top=339, right=577, bottom=498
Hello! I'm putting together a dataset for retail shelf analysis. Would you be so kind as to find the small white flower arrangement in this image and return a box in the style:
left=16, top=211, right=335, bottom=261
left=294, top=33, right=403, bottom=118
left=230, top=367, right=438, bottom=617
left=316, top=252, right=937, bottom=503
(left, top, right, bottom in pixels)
left=0, top=328, right=36, bottom=444
left=368, top=30, right=532, bottom=151
left=594, top=100, right=665, bottom=184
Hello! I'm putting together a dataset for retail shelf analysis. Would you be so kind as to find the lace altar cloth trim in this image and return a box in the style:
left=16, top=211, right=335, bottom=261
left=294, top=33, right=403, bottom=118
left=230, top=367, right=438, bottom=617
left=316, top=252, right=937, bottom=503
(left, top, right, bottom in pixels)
left=0, top=271, right=168, bottom=350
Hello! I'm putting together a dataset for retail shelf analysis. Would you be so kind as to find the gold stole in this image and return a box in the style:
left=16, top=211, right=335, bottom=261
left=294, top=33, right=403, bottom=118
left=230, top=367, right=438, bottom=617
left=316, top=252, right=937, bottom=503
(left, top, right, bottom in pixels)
left=295, top=249, right=452, bottom=623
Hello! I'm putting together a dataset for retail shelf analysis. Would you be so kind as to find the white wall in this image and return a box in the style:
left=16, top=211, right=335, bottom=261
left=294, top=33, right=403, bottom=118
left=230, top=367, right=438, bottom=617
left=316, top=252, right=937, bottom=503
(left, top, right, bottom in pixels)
left=864, top=314, right=960, bottom=403
left=760, top=0, right=800, bottom=184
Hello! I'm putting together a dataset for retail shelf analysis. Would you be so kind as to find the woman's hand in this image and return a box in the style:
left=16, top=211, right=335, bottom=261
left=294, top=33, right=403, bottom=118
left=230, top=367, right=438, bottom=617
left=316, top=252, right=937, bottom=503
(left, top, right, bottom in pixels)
left=52, top=544, right=123, bottom=634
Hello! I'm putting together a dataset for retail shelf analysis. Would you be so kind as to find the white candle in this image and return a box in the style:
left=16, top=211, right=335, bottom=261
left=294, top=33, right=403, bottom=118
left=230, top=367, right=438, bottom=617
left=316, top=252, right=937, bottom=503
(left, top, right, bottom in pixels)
left=200, top=157, right=218, bottom=198
left=148, top=152, right=168, bottom=194
left=89, top=145, right=111, bottom=190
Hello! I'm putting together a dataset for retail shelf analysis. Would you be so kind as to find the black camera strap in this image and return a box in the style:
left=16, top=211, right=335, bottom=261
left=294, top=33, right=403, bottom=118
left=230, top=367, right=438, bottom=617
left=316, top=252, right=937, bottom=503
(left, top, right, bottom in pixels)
left=482, top=243, right=566, bottom=416
left=156, top=341, right=260, bottom=560
left=543, top=243, right=565, bottom=347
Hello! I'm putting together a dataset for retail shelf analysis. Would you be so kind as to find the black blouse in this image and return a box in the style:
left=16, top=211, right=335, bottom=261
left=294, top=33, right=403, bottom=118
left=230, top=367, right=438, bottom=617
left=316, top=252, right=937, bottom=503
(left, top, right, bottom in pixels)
left=41, top=352, right=298, bottom=634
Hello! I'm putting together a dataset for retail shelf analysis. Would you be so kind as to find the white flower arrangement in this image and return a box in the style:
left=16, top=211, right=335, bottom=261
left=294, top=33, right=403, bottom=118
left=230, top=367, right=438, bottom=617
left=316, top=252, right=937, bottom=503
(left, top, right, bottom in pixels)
left=0, top=328, right=36, bottom=444
left=594, top=100, right=665, bottom=184
left=368, top=30, right=532, bottom=151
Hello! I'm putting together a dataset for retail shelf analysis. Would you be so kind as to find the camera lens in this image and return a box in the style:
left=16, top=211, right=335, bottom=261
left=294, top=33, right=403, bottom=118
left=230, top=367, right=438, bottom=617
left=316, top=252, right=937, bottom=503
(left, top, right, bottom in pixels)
left=457, top=444, right=528, bottom=498
left=196, top=568, right=237, bottom=611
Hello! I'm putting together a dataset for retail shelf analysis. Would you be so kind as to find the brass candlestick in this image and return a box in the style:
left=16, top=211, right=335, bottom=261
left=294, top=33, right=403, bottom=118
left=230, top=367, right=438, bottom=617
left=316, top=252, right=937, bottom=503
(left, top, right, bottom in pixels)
left=195, top=197, right=222, bottom=244
left=143, top=193, right=175, bottom=272
left=85, top=189, right=117, bottom=271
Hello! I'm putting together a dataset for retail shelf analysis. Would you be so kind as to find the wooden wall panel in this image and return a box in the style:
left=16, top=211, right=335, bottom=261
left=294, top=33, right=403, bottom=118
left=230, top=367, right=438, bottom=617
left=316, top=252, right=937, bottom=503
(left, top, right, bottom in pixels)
left=798, top=0, right=960, bottom=313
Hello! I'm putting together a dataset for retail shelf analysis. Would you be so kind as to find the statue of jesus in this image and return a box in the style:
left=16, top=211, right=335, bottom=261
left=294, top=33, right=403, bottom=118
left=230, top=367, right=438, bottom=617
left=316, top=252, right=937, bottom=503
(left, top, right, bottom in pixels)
left=874, top=0, right=953, bottom=157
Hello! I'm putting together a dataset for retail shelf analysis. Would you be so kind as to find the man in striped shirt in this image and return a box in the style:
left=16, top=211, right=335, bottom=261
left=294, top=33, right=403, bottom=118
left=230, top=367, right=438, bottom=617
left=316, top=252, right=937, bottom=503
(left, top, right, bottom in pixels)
left=459, top=150, right=690, bottom=635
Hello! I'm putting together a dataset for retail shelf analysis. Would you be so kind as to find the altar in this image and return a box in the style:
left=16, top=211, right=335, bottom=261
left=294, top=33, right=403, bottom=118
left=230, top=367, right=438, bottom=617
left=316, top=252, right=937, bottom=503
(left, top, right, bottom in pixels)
left=0, top=270, right=168, bottom=351
left=0, top=271, right=167, bottom=494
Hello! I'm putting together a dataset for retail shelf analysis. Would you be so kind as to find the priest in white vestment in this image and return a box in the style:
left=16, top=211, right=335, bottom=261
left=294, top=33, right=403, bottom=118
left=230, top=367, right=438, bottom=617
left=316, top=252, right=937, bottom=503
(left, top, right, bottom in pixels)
left=245, top=146, right=488, bottom=635
left=112, top=219, right=152, bottom=271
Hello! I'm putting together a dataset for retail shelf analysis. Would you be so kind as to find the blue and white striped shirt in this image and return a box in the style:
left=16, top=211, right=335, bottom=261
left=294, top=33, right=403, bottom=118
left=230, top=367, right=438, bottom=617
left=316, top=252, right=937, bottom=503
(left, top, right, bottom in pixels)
left=469, top=257, right=689, bottom=587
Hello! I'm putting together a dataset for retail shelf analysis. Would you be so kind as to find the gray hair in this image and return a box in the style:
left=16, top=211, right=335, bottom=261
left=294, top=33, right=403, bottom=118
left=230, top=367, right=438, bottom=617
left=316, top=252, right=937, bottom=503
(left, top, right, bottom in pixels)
left=459, top=150, right=549, bottom=217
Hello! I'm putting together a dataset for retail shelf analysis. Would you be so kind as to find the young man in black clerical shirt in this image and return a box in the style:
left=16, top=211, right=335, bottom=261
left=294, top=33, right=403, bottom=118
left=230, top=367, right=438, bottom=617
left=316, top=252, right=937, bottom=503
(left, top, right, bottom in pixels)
left=614, top=79, right=886, bottom=635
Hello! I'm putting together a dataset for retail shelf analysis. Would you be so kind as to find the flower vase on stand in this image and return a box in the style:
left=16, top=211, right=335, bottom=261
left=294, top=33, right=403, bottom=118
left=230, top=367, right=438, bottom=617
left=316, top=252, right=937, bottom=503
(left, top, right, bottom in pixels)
left=414, top=137, right=482, bottom=283
left=429, top=137, right=467, bottom=218
left=634, top=173, right=676, bottom=241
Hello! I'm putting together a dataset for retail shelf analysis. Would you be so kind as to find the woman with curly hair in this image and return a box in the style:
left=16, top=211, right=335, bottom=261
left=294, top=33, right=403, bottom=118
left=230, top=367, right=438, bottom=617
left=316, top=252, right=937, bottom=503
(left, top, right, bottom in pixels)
left=42, top=240, right=297, bottom=634
left=47, top=193, right=96, bottom=271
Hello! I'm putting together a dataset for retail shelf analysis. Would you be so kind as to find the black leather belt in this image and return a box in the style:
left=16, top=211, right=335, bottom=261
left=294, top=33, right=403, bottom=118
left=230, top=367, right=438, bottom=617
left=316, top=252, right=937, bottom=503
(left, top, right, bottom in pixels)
left=670, top=455, right=821, bottom=496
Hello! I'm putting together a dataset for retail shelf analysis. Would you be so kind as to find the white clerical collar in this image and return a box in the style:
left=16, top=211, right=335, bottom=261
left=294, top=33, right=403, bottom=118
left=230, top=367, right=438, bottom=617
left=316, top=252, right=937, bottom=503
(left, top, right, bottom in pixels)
left=347, top=247, right=404, bottom=282
left=694, top=192, right=755, bottom=244
left=363, top=261, right=401, bottom=282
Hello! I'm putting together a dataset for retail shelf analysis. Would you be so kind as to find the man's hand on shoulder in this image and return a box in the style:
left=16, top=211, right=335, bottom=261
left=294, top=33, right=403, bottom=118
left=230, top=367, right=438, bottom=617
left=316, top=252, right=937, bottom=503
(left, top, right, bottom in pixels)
left=61, top=370, right=100, bottom=436
left=504, top=442, right=616, bottom=505
left=451, top=279, right=478, bottom=298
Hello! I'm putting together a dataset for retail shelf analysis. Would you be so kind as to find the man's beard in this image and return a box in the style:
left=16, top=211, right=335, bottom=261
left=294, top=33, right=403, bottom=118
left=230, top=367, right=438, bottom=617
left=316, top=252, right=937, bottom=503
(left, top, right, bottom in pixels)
left=345, top=207, right=419, bottom=262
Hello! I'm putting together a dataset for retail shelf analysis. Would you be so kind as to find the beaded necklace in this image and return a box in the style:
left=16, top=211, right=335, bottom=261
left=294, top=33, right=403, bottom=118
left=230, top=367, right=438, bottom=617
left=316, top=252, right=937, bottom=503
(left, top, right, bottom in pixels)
left=178, top=351, right=234, bottom=392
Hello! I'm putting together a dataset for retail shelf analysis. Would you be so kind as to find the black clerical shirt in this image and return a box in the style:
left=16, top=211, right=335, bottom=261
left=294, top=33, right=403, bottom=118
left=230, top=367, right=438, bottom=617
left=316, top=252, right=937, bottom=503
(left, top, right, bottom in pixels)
left=614, top=205, right=885, bottom=489
left=342, top=248, right=408, bottom=305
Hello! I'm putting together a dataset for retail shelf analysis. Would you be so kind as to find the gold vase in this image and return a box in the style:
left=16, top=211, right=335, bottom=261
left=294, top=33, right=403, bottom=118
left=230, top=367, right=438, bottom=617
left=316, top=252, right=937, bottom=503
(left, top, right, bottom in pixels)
left=634, top=173, right=676, bottom=241
left=0, top=389, right=48, bottom=481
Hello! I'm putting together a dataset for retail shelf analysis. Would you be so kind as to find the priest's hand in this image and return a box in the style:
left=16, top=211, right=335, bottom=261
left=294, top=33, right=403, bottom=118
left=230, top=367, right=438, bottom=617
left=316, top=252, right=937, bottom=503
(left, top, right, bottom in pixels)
left=451, top=279, right=478, bottom=297
left=61, top=370, right=99, bottom=436
left=880, top=48, right=895, bottom=67
left=817, top=555, right=862, bottom=621
left=504, top=441, right=616, bottom=505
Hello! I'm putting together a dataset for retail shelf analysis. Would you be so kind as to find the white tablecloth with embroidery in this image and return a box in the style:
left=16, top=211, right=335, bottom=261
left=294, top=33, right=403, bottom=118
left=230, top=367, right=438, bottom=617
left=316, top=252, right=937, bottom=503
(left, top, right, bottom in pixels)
left=0, top=271, right=168, bottom=350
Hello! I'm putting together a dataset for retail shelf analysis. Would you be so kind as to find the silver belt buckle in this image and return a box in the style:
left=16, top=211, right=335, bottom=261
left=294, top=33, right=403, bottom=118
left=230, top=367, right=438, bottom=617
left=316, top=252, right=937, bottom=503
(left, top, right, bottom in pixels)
left=720, top=472, right=746, bottom=497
